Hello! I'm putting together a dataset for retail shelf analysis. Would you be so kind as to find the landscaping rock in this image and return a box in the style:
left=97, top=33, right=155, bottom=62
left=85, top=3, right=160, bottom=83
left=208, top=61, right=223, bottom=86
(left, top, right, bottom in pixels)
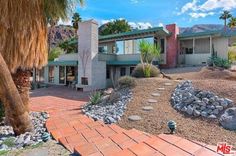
left=171, top=80, right=234, bottom=120
left=128, top=115, right=142, bottom=121
left=142, top=106, right=154, bottom=111
left=220, top=107, right=236, bottom=130
left=83, top=88, right=132, bottom=124
left=147, top=99, right=157, bottom=103
left=157, top=88, right=165, bottom=91
left=151, top=93, right=160, bottom=97
left=0, top=112, right=50, bottom=151
left=164, top=83, right=172, bottom=86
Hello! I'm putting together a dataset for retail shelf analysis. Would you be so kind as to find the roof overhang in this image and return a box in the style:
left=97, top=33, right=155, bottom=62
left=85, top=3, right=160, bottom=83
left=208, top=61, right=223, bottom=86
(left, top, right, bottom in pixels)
left=178, top=30, right=222, bottom=40
left=106, top=60, right=140, bottom=66
left=48, top=61, right=78, bottom=66
left=99, top=27, right=170, bottom=43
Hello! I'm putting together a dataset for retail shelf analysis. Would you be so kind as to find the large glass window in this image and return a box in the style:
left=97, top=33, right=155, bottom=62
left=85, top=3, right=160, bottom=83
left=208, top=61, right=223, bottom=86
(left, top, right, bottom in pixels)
left=48, top=66, right=54, bottom=83
left=116, top=41, right=124, bottom=55
left=125, top=40, right=133, bottom=54
left=59, top=66, right=65, bottom=84
left=98, top=46, right=108, bottom=53
left=160, top=39, right=165, bottom=54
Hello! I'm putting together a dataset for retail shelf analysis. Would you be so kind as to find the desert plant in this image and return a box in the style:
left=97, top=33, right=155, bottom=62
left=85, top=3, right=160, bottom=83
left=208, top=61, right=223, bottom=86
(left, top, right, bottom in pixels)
left=210, top=56, right=232, bottom=69
left=139, top=40, right=161, bottom=77
left=89, top=91, right=102, bottom=105
left=118, top=76, right=136, bottom=88
left=132, top=63, right=160, bottom=78
left=228, top=47, right=236, bottom=62
left=48, top=47, right=63, bottom=61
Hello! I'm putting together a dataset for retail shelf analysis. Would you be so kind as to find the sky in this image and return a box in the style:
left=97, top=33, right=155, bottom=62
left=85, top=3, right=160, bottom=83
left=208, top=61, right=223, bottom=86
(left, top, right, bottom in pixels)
left=60, top=0, right=236, bottom=28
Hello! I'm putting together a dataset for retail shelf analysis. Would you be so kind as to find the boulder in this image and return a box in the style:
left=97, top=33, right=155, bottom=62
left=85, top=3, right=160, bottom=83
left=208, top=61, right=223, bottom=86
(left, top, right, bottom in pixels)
left=220, top=107, right=236, bottom=130
left=187, top=106, right=194, bottom=115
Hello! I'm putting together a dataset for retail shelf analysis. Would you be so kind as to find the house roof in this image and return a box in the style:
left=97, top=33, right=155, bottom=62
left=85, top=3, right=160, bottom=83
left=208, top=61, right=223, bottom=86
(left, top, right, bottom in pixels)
left=178, top=28, right=236, bottom=39
left=99, top=27, right=170, bottom=41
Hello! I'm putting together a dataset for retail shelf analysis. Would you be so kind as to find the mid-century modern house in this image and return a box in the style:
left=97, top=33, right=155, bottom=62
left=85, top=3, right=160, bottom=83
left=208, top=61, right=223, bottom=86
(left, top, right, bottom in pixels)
left=33, top=20, right=236, bottom=91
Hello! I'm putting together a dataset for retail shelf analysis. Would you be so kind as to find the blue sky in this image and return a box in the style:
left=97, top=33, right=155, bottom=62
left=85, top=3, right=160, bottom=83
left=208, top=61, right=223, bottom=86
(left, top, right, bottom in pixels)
left=70, top=0, right=236, bottom=28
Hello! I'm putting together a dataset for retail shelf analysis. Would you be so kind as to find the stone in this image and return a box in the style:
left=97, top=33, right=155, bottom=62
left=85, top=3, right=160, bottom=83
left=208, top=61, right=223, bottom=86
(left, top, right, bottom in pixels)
left=220, top=107, right=236, bottom=130
left=208, top=114, right=217, bottom=119
left=142, top=106, right=154, bottom=111
left=225, top=98, right=234, bottom=106
left=128, top=115, right=142, bottom=121
left=213, top=109, right=219, bottom=115
left=201, top=111, right=208, bottom=117
left=164, top=83, right=172, bottom=86
left=187, top=106, right=194, bottom=115
left=215, top=106, right=224, bottom=111
left=193, top=110, right=201, bottom=117
left=104, top=88, right=114, bottom=95
left=202, top=98, right=209, bottom=104
left=147, top=99, right=157, bottom=103
left=151, top=93, right=160, bottom=97
left=157, top=88, right=165, bottom=91
left=181, top=106, right=187, bottom=112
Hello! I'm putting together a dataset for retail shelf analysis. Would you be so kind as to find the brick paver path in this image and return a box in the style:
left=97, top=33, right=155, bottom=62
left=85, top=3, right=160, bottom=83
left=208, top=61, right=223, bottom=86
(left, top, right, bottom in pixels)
left=30, top=86, right=222, bottom=156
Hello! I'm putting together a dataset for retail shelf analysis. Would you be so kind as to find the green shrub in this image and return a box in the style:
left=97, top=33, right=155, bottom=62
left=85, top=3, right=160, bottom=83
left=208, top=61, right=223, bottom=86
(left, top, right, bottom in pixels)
left=118, top=76, right=136, bottom=88
left=132, top=63, right=160, bottom=78
left=48, top=47, right=63, bottom=61
left=228, top=47, right=236, bottom=62
left=210, top=56, right=232, bottom=69
left=89, top=91, right=102, bottom=105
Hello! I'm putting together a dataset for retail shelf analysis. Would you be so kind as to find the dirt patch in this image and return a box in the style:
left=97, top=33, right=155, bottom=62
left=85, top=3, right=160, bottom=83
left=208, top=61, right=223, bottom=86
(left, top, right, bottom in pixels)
left=118, top=68, right=236, bottom=147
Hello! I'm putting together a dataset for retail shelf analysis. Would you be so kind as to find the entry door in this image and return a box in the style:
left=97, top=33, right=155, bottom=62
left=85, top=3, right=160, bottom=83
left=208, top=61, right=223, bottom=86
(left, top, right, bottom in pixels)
left=59, top=66, right=66, bottom=84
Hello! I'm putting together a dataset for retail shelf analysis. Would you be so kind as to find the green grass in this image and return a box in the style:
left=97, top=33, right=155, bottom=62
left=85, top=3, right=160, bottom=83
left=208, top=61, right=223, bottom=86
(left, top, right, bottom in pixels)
left=2, top=137, right=15, bottom=147
left=0, top=150, right=8, bottom=156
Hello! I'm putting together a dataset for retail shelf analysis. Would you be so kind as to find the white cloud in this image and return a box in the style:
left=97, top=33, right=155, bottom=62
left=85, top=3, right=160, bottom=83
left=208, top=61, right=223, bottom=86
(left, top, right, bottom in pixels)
left=189, top=12, right=215, bottom=18
left=58, top=19, right=72, bottom=26
left=129, top=22, right=153, bottom=29
left=179, top=0, right=236, bottom=18
left=158, top=23, right=164, bottom=27
left=130, top=0, right=139, bottom=4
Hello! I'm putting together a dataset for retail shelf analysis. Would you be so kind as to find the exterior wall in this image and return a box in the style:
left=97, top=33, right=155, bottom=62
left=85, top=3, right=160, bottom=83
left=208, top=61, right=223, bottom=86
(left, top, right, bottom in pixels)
left=116, top=54, right=140, bottom=61
left=98, top=53, right=116, bottom=61
left=58, top=53, right=78, bottom=61
left=213, top=37, right=229, bottom=59
left=195, top=38, right=210, bottom=54
left=165, top=24, right=179, bottom=68
left=184, top=53, right=211, bottom=65
left=77, top=20, right=106, bottom=91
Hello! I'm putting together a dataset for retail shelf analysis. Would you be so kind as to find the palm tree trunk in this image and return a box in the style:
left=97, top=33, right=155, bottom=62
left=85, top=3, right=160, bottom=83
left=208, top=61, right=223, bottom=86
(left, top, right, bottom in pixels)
left=12, top=69, right=31, bottom=113
left=0, top=53, right=33, bottom=135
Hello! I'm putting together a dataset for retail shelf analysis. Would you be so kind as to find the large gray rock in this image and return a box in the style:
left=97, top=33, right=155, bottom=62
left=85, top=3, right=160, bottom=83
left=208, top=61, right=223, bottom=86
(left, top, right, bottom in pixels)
left=220, top=107, right=236, bottom=130
left=128, top=115, right=142, bottom=121
left=187, top=106, right=194, bottom=115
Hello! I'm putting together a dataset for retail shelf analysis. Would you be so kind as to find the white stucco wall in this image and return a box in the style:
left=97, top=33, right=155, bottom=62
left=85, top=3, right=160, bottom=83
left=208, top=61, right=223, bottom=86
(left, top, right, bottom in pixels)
left=213, top=37, right=229, bottom=59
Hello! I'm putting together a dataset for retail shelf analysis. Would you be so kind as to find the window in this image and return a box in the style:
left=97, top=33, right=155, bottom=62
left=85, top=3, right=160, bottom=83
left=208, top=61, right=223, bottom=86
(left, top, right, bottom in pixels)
left=120, top=67, right=126, bottom=76
left=48, top=66, right=54, bottom=83
left=106, top=66, right=110, bottom=79
left=98, top=46, right=108, bottom=53
left=59, top=66, right=65, bottom=84
left=130, top=67, right=135, bottom=75
left=116, top=41, right=124, bottom=55
left=160, top=39, right=165, bottom=54
left=124, top=40, right=133, bottom=54
left=186, top=48, right=193, bottom=54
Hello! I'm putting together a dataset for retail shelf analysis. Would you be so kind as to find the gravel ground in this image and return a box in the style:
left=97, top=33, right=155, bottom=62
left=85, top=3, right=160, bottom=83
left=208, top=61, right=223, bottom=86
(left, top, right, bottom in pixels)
left=4, top=140, right=70, bottom=156
left=118, top=67, right=236, bottom=147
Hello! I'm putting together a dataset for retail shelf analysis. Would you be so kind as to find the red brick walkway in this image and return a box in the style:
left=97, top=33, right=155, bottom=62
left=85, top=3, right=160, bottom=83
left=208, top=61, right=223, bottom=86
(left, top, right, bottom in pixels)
left=30, top=86, right=222, bottom=156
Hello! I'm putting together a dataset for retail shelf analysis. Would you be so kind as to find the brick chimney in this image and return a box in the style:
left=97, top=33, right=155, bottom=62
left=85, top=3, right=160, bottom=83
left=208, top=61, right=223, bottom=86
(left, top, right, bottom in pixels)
left=165, top=24, right=180, bottom=68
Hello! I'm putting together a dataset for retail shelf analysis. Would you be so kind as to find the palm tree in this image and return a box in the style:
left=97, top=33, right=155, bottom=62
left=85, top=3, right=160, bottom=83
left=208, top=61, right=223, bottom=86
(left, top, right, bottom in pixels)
left=219, top=10, right=232, bottom=28
left=0, top=0, right=84, bottom=135
left=228, top=17, right=236, bottom=28
left=72, top=12, right=82, bottom=31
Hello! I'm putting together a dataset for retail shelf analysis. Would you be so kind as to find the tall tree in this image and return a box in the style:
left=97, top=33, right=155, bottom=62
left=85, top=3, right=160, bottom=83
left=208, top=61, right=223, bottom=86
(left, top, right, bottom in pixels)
left=219, top=10, right=232, bottom=28
left=72, top=12, right=82, bottom=31
left=0, top=0, right=84, bottom=135
left=228, top=17, right=236, bottom=28
left=99, top=19, right=132, bottom=35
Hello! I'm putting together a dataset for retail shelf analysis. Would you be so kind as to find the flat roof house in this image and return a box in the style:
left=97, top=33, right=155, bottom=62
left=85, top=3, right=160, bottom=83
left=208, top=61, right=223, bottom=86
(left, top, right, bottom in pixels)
left=34, top=20, right=236, bottom=91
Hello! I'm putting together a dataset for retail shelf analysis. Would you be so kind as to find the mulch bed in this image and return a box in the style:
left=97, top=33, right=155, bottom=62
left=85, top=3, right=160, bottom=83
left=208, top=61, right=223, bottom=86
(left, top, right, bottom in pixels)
left=118, top=68, right=236, bottom=147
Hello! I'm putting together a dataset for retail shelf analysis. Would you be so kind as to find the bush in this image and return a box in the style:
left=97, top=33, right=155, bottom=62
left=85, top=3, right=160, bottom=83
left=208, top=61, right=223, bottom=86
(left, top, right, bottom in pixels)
left=228, top=47, right=236, bottom=62
left=89, top=91, right=102, bottom=105
left=132, top=63, right=160, bottom=78
left=48, top=47, right=63, bottom=61
left=118, top=76, right=136, bottom=88
left=210, top=56, right=232, bottom=69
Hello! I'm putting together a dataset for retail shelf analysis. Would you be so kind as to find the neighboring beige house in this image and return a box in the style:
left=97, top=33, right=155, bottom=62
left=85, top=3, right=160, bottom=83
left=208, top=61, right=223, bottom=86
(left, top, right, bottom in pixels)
left=33, top=20, right=236, bottom=91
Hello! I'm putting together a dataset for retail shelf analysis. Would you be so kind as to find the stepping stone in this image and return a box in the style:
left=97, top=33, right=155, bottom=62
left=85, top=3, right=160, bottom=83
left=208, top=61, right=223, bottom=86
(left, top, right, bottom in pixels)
left=164, top=83, right=172, bottom=86
left=128, top=115, right=142, bottom=121
left=157, top=88, right=165, bottom=91
left=142, top=106, right=154, bottom=111
left=147, top=99, right=157, bottom=103
left=151, top=93, right=160, bottom=97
